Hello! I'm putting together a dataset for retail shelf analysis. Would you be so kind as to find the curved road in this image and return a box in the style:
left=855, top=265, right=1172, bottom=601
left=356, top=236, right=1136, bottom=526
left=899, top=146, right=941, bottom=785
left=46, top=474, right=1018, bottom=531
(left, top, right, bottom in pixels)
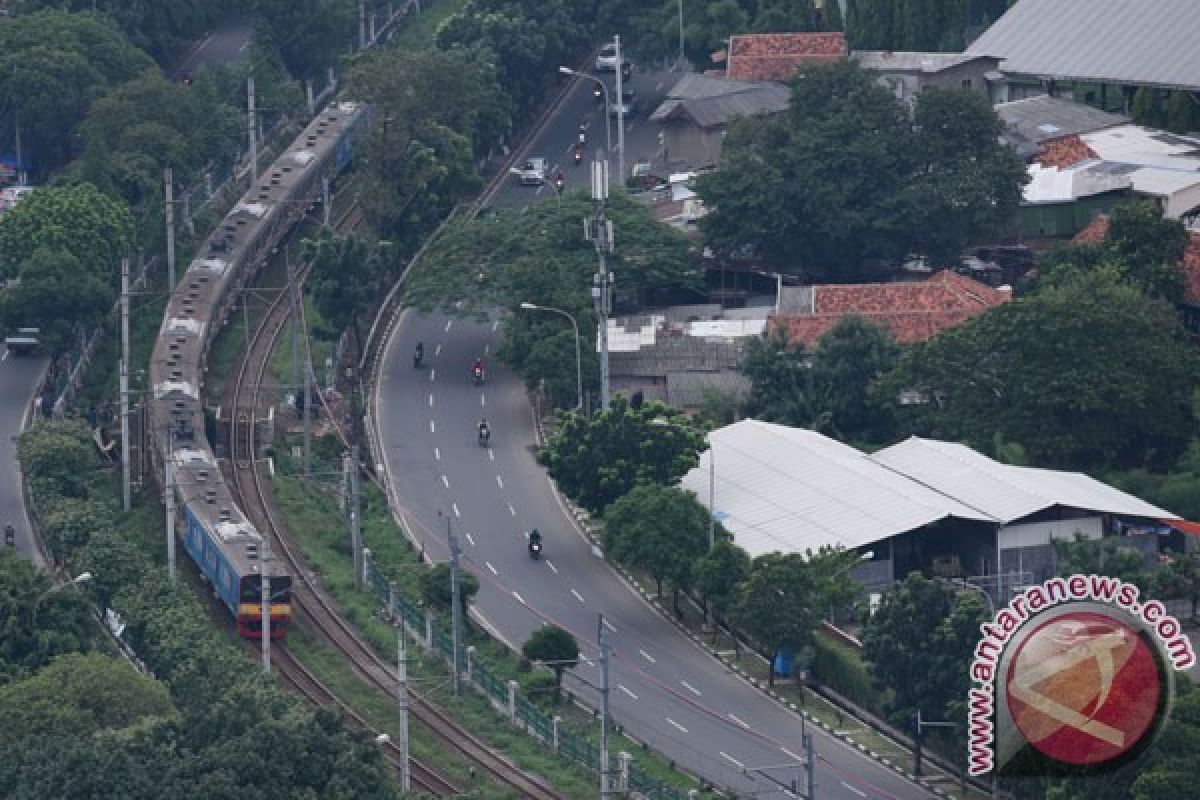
left=375, top=310, right=937, bottom=800
left=0, top=352, right=48, bottom=564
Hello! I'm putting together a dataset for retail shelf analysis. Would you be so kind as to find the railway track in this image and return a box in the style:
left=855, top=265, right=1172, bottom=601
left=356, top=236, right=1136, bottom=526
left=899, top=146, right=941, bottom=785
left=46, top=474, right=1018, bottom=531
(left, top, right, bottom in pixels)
left=225, top=206, right=569, bottom=800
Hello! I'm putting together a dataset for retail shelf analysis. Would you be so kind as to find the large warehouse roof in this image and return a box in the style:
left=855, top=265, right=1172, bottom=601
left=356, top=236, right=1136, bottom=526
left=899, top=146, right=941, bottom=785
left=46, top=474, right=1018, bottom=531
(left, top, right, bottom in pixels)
left=873, top=437, right=1176, bottom=524
left=680, top=423, right=1176, bottom=558
left=967, top=0, right=1200, bottom=91
left=679, top=421, right=993, bottom=558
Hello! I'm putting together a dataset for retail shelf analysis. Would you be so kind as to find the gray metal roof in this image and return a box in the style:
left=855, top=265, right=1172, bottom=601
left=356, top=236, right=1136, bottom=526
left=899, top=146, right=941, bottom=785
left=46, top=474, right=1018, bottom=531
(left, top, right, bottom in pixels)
left=873, top=437, right=1177, bottom=523
left=665, top=370, right=751, bottom=409
left=680, top=421, right=995, bottom=558
left=609, top=334, right=744, bottom=377
left=967, top=0, right=1200, bottom=91
left=852, top=50, right=991, bottom=73
left=995, top=95, right=1128, bottom=153
left=650, top=75, right=790, bottom=128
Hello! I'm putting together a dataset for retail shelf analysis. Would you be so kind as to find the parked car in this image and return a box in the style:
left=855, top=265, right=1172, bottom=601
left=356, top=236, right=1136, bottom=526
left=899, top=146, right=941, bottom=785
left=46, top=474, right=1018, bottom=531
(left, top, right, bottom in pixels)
left=518, top=157, right=548, bottom=186
left=609, top=89, right=639, bottom=118
left=594, top=43, right=624, bottom=72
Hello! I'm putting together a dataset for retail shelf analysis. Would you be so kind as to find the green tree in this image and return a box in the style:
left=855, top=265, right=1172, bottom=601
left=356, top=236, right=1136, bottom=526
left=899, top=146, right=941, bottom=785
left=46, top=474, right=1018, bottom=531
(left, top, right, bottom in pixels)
left=539, top=397, right=707, bottom=514
left=419, top=562, right=480, bottom=617
left=694, top=538, right=751, bottom=627
left=0, top=652, right=175, bottom=744
left=521, top=624, right=579, bottom=698
left=1131, top=87, right=1166, bottom=128
left=810, top=315, right=900, bottom=443
left=1166, top=90, right=1200, bottom=135
left=252, top=0, right=354, bottom=79
left=0, top=183, right=134, bottom=285
left=861, top=572, right=988, bottom=754
left=879, top=268, right=1200, bottom=469
left=0, top=549, right=96, bottom=681
left=37, top=496, right=115, bottom=558
left=303, top=231, right=395, bottom=352
left=1053, top=533, right=1154, bottom=591
left=740, top=331, right=825, bottom=429
left=697, top=60, right=1025, bottom=275
left=17, top=420, right=97, bottom=501
left=730, top=552, right=822, bottom=683
left=0, top=249, right=113, bottom=354
left=604, top=483, right=710, bottom=612
left=0, top=11, right=154, bottom=171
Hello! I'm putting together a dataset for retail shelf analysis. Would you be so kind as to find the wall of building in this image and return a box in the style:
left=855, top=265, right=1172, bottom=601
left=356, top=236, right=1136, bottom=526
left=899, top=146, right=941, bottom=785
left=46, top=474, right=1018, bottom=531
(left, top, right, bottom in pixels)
left=1000, top=516, right=1103, bottom=549
left=1019, top=191, right=1133, bottom=237
left=663, top=121, right=725, bottom=169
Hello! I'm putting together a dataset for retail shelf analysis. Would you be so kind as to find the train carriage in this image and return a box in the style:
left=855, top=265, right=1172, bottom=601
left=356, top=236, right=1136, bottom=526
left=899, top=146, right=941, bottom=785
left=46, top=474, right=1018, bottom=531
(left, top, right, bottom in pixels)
left=149, top=101, right=366, bottom=640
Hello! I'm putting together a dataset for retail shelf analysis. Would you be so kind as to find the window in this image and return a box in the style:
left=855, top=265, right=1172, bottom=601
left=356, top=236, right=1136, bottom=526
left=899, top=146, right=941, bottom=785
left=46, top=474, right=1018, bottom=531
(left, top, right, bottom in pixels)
left=961, top=78, right=973, bottom=89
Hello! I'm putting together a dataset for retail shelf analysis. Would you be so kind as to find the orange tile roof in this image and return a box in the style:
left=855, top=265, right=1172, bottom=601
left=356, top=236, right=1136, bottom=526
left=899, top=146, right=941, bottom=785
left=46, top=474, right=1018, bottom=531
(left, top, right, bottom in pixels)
left=1072, top=212, right=1110, bottom=244
left=1036, top=135, right=1099, bottom=169
left=768, top=270, right=1010, bottom=347
left=726, top=32, right=847, bottom=82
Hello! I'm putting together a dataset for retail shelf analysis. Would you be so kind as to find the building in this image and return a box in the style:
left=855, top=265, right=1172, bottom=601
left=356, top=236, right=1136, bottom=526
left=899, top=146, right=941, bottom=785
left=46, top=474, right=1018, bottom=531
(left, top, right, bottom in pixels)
left=725, top=32, right=846, bottom=83
left=852, top=50, right=1000, bottom=104
left=681, top=421, right=1179, bottom=602
left=994, top=94, right=1128, bottom=161
left=967, top=0, right=1200, bottom=105
left=606, top=305, right=764, bottom=409
left=648, top=74, right=790, bottom=169
left=768, top=270, right=1010, bottom=348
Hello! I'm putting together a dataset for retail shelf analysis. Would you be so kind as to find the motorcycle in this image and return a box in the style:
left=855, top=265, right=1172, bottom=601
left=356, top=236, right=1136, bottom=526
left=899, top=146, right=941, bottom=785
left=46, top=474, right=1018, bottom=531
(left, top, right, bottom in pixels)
left=573, top=144, right=584, bottom=165
left=528, top=532, right=543, bottom=560
left=413, top=344, right=424, bottom=368
left=478, top=426, right=490, bottom=447
left=4, top=524, right=14, bottom=547
left=472, top=365, right=484, bottom=386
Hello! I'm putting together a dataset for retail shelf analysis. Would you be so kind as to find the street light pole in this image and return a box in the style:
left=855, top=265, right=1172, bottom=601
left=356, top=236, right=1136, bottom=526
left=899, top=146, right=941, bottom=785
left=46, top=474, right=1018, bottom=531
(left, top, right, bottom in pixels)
left=519, top=303, right=583, bottom=410
left=396, top=623, right=411, bottom=793
left=678, top=0, right=685, bottom=67
left=613, top=35, right=625, bottom=186
left=598, top=613, right=611, bottom=800
left=588, top=159, right=614, bottom=410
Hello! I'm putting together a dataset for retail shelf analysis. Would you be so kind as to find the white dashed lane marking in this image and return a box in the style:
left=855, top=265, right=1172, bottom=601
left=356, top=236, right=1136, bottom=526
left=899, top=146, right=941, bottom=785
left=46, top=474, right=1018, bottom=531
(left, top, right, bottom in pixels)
left=440, top=475, right=449, bottom=488
left=486, top=562, right=497, bottom=575
left=571, top=589, right=585, bottom=604
left=512, top=591, right=525, bottom=605
left=840, top=782, right=867, bottom=798
left=728, top=713, right=749, bottom=729
left=618, top=684, right=638, bottom=700
left=603, top=618, right=617, bottom=633
left=491, top=320, right=499, bottom=332
left=481, top=394, right=486, bottom=407
left=434, top=447, right=440, bottom=461
left=546, top=561, right=558, bottom=574
left=781, top=747, right=804, bottom=763
left=429, top=420, right=435, bottom=434
left=639, top=649, right=656, bottom=664
left=452, top=503, right=460, bottom=518
left=429, top=369, right=435, bottom=382
left=720, top=752, right=744, bottom=770
left=428, top=393, right=433, bottom=407
left=666, top=718, right=688, bottom=734
left=465, top=533, right=476, bottom=546
left=495, top=475, right=504, bottom=488
left=444, top=320, right=453, bottom=332
left=434, top=343, right=442, bottom=356
left=681, top=680, right=701, bottom=696
left=507, top=502, right=516, bottom=516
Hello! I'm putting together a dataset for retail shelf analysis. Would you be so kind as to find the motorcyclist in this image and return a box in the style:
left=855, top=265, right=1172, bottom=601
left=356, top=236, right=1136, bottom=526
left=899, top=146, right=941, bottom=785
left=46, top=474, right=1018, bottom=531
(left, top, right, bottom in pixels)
left=573, top=142, right=584, bottom=164
left=4, top=524, right=14, bottom=547
left=478, top=417, right=490, bottom=438
left=413, top=341, right=424, bottom=367
left=528, top=528, right=542, bottom=558
left=528, top=528, right=541, bottom=544
left=578, top=123, right=587, bottom=145
left=472, top=358, right=485, bottom=383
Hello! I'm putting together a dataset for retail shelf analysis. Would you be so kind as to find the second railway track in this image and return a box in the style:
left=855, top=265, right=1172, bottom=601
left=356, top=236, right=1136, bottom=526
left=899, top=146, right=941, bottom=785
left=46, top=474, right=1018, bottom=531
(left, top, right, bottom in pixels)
left=225, top=203, right=568, bottom=800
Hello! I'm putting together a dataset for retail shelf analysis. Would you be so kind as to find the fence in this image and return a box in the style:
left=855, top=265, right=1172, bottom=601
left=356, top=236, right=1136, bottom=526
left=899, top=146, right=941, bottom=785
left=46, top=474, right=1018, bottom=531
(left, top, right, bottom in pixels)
left=366, top=559, right=691, bottom=800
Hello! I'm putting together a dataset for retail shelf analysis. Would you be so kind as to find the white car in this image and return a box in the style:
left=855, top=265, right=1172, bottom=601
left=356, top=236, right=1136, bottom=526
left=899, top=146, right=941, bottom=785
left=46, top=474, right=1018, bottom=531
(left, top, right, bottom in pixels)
left=518, top=157, right=548, bottom=186
left=594, top=43, right=623, bottom=72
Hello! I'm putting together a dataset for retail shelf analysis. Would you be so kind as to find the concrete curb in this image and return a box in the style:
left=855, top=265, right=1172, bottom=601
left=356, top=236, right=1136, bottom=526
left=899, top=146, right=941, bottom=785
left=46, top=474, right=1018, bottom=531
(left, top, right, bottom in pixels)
left=533, top=404, right=965, bottom=799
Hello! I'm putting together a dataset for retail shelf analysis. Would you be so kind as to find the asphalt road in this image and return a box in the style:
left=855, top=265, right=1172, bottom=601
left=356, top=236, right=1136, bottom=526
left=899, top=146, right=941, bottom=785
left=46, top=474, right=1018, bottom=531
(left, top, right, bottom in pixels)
left=0, top=352, right=48, bottom=564
left=376, top=311, right=938, bottom=800
left=488, top=64, right=682, bottom=211
left=171, top=21, right=253, bottom=80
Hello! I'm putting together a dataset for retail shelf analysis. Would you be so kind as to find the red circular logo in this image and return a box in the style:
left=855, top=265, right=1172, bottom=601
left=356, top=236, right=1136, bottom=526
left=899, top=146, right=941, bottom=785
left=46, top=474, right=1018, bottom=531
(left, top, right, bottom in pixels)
left=1005, top=611, right=1162, bottom=767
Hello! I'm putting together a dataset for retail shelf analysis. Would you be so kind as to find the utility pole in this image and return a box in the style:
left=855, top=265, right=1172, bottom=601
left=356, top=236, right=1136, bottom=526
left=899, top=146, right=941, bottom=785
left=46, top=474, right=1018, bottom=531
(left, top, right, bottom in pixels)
left=707, top=439, right=715, bottom=550
left=358, top=0, right=368, bottom=50
left=396, top=624, right=411, bottom=793
left=303, top=344, right=313, bottom=477
left=288, top=256, right=300, bottom=425
left=322, top=177, right=331, bottom=227
left=598, top=613, right=611, bottom=799
left=247, top=77, right=257, bottom=184
left=613, top=35, right=626, bottom=186
left=165, top=432, right=176, bottom=580
left=261, top=539, right=271, bottom=674
left=804, top=732, right=815, bottom=799
left=913, top=708, right=956, bottom=777
left=447, top=513, right=462, bottom=696
left=678, top=0, right=685, bottom=67
left=164, top=167, right=176, bottom=290
left=349, top=446, right=362, bottom=589
left=586, top=157, right=614, bottom=410
left=120, top=257, right=131, bottom=512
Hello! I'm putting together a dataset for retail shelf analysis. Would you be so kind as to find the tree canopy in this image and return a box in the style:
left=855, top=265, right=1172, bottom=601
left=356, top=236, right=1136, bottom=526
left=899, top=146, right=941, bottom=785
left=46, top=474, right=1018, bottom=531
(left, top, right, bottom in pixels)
left=0, top=249, right=112, bottom=354
left=303, top=231, right=396, bottom=349
left=604, top=483, right=710, bottom=607
left=693, top=538, right=751, bottom=624
left=878, top=269, right=1200, bottom=469
left=539, top=397, right=707, bottom=514
left=252, top=0, right=354, bottom=79
left=730, top=552, right=823, bottom=658
left=522, top=624, right=579, bottom=691
left=696, top=60, right=1026, bottom=275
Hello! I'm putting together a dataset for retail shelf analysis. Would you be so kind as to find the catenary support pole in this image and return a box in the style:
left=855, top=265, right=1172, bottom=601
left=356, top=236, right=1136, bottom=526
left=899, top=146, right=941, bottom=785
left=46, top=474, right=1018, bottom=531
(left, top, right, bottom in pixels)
left=397, top=625, right=411, bottom=792
left=350, top=446, right=362, bottom=589
left=599, top=613, right=611, bottom=799
left=164, top=167, right=176, bottom=290
left=589, top=157, right=614, bottom=410
left=614, top=35, right=625, bottom=187
left=288, top=256, right=300, bottom=414
left=261, top=540, right=271, bottom=673
left=120, top=258, right=131, bottom=512
left=247, top=77, right=257, bottom=184
left=165, top=432, right=176, bottom=580
left=448, top=515, right=462, bottom=696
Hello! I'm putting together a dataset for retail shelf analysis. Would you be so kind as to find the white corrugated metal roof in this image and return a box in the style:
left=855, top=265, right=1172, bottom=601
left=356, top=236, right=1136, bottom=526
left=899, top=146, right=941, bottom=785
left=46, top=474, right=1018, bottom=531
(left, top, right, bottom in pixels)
left=872, top=437, right=1177, bottom=523
left=1081, top=125, right=1200, bottom=172
left=967, top=0, right=1200, bottom=91
left=679, top=421, right=994, bottom=558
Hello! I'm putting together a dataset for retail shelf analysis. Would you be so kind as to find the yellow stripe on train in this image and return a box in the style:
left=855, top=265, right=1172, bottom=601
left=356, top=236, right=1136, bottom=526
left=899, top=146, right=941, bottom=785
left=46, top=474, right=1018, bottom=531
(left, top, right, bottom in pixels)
left=238, top=603, right=292, bottom=617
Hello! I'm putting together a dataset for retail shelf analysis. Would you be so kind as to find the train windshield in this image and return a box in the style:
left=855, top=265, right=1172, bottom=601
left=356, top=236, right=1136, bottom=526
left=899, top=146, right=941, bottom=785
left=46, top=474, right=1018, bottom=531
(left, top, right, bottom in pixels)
left=240, top=575, right=292, bottom=603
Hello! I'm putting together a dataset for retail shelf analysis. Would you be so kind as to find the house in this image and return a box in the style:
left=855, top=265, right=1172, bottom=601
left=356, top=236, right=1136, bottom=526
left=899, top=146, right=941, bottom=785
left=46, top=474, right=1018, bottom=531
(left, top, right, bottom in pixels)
left=725, top=32, right=846, bottom=83
left=1081, top=125, right=1200, bottom=222
left=852, top=51, right=1001, bottom=104
left=967, top=0, right=1200, bottom=106
left=680, top=421, right=1180, bottom=603
left=606, top=305, right=764, bottom=409
left=768, top=271, right=1010, bottom=348
left=995, top=94, right=1128, bottom=161
left=648, top=74, right=790, bottom=169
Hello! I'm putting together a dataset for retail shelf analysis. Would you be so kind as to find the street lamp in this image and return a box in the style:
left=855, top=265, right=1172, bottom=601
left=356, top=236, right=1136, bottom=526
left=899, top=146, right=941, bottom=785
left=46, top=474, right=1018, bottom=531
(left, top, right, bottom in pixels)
left=519, top=302, right=583, bottom=411
left=558, top=65, right=612, bottom=189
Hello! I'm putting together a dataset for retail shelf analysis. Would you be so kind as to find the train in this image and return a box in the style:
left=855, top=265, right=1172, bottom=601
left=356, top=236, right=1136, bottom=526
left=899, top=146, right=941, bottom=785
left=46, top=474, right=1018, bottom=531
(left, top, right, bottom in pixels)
left=148, top=101, right=368, bottom=639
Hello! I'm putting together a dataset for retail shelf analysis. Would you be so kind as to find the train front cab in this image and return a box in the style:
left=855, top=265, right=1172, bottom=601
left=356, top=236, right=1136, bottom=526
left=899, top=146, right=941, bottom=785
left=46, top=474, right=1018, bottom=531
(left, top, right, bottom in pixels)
left=237, top=574, right=292, bottom=639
